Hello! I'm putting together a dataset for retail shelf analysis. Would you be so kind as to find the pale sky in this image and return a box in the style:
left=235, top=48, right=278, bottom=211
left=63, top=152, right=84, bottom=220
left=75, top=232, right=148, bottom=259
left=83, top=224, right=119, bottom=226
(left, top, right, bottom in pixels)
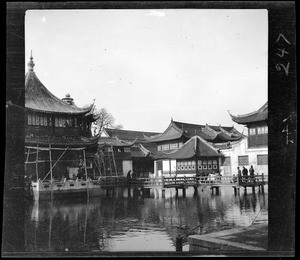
left=25, top=9, right=268, bottom=133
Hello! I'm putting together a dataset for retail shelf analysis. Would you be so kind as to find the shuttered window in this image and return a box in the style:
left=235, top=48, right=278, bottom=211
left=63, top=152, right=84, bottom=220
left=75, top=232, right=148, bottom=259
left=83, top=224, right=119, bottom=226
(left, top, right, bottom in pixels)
left=257, top=155, right=268, bottom=165
left=238, top=156, right=249, bottom=166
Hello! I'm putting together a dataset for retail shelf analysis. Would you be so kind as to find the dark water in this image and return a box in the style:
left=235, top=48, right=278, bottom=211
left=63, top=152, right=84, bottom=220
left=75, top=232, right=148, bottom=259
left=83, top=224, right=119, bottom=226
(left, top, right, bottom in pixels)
left=24, top=186, right=268, bottom=252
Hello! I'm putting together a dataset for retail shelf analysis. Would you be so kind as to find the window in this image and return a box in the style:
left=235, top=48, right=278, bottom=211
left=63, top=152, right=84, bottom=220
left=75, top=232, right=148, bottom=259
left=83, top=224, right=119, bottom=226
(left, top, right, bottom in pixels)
left=55, top=117, right=58, bottom=127
left=257, top=126, right=268, bottom=135
left=62, top=118, right=66, bottom=127
left=170, top=143, right=178, bottom=150
left=44, top=117, right=47, bottom=126
left=28, top=115, right=31, bottom=125
left=49, top=117, right=52, bottom=126
left=257, top=155, right=268, bottom=165
left=59, top=117, right=63, bottom=127
left=162, top=144, right=169, bottom=151
left=264, top=126, right=268, bottom=133
left=32, top=116, right=35, bottom=125
left=238, top=156, right=249, bottom=166
left=40, top=116, right=44, bottom=126
left=36, top=115, right=39, bottom=125
left=124, top=147, right=130, bottom=153
left=178, top=142, right=183, bottom=148
left=249, top=128, right=256, bottom=135
left=213, top=160, right=218, bottom=165
left=157, top=145, right=162, bottom=152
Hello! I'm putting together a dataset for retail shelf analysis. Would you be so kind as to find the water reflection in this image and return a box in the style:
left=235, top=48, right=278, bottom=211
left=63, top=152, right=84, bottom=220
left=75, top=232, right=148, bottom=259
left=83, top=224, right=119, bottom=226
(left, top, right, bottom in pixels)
left=24, top=186, right=268, bottom=252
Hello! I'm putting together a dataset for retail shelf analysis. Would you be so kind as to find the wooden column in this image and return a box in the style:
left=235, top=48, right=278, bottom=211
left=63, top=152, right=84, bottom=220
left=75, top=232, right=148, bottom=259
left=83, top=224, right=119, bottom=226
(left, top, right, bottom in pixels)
left=36, top=143, right=39, bottom=181
left=49, top=144, right=53, bottom=182
left=83, top=148, right=88, bottom=180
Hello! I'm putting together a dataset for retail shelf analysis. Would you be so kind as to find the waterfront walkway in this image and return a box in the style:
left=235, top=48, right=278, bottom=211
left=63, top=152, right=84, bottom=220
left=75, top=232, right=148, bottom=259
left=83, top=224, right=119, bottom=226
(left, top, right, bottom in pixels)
left=189, top=223, right=268, bottom=252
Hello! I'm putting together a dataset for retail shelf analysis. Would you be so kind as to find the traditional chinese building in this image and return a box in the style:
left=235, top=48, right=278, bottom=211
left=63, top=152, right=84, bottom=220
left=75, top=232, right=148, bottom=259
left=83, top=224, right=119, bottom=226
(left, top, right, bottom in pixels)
left=143, top=119, right=243, bottom=177
left=25, top=55, right=99, bottom=184
left=154, top=135, right=222, bottom=177
left=218, top=102, right=268, bottom=176
left=101, top=128, right=160, bottom=177
left=96, top=136, right=134, bottom=177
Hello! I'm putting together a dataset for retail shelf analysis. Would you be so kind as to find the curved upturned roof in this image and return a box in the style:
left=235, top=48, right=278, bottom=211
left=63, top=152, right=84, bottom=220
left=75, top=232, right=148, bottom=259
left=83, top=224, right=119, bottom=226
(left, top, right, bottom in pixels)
left=155, top=135, right=221, bottom=160
left=144, top=120, right=243, bottom=143
left=25, top=57, right=94, bottom=115
left=229, top=102, right=268, bottom=125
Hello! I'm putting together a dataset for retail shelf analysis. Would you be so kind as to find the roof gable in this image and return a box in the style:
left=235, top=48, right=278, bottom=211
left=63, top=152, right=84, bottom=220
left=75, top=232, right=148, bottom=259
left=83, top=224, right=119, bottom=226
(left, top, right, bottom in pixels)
left=25, top=64, right=94, bottom=115
left=155, top=135, right=221, bottom=159
left=229, top=102, right=268, bottom=124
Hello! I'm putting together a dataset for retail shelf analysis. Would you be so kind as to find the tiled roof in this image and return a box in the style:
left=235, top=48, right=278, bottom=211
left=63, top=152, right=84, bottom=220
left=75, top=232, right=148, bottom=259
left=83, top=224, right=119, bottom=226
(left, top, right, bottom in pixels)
left=104, top=128, right=160, bottom=142
left=145, top=120, right=242, bottom=143
left=25, top=58, right=94, bottom=115
left=155, top=135, right=221, bottom=160
left=25, top=134, right=98, bottom=147
left=98, top=137, right=135, bottom=147
left=130, top=144, right=150, bottom=158
left=229, top=102, right=268, bottom=124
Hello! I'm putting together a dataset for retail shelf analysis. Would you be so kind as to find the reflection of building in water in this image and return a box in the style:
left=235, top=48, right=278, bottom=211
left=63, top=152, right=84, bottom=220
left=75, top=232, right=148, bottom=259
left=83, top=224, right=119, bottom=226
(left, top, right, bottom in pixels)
left=25, top=187, right=268, bottom=252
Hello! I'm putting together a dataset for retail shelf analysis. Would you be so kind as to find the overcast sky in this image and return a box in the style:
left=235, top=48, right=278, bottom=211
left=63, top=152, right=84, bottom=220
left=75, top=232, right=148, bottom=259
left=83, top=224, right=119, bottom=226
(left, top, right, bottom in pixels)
left=25, top=9, right=268, bottom=133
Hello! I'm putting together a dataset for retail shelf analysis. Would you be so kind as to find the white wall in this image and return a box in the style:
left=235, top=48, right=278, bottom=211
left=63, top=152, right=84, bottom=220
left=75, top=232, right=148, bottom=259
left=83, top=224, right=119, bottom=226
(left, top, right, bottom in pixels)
left=220, top=138, right=268, bottom=176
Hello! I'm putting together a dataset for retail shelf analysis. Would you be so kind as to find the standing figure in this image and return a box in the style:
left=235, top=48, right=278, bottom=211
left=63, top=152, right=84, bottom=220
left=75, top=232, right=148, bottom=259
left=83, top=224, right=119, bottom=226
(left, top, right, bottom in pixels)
left=237, top=167, right=242, bottom=183
left=249, top=165, right=255, bottom=181
left=242, top=166, right=248, bottom=182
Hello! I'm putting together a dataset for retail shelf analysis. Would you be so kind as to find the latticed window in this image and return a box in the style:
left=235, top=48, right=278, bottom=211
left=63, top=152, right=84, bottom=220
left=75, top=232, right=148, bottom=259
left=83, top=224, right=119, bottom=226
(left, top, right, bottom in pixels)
left=257, top=155, right=268, bottom=165
left=59, top=117, right=63, bottom=127
left=162, top=144, right=169, bottom=151
left=36, top=115, right=39, bottom=125
left=32, top=116, right=35, bottom=125
left=249, top=128, right=256, bottom=135
left=55, top=117, right=58, bottom=127
left=44, top=117, right=47, bottom=126
left=238, top=156, right=249, bottom=166
left=178, top=142, right=183, bottom=148
left=40, top=116, right=44, bottom=126
left=157, top=145, right=162, bottom=151
left=124, top=147, right=130, bottom=153
left=170, top=143, right=178, bottom=150
left=28, top=115, right=31, bottom=125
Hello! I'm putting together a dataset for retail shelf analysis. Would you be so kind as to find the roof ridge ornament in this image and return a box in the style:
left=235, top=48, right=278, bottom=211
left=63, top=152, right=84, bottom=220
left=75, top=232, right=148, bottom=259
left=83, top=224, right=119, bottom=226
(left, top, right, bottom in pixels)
left=27, top=50, right=35, bottom=71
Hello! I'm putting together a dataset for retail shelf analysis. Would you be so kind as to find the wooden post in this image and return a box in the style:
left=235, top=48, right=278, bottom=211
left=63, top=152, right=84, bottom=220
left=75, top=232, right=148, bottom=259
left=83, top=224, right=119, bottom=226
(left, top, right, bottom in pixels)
left=162, top=188, right=165, bottom=198
left=49, top=144, right=53, bottom=182
left=176, top=235, right=183, bottom=252
left=182, top=188, right=186, bottom=197
left=193, top=186, right=198, bottom=196
left=162, top=176, right=165, bottom=188
left=83, top=149, right=88, bottom=180
left=36, top=143, right=39, bottom=181
left=175, top=188, right=178, bottom=196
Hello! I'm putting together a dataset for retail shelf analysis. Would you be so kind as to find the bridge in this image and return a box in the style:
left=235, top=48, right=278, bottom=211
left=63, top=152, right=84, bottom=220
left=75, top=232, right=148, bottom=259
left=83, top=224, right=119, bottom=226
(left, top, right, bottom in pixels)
left=91, top=174, right=268, bottom=196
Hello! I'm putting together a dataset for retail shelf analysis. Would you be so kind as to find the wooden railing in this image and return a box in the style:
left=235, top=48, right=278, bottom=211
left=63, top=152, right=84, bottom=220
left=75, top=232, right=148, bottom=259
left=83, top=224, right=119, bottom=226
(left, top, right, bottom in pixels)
left=34, top=174, right=267, bottom=189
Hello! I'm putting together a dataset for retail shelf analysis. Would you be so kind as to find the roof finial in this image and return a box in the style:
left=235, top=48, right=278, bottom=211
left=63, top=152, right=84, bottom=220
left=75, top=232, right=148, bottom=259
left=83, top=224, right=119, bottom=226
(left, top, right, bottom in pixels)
left=27, top=50, right=35, bottom=71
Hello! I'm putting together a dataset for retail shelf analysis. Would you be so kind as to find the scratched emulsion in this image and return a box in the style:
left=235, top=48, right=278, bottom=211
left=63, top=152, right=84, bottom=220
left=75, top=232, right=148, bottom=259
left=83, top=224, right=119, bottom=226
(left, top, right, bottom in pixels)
left=24, top=186, right=268, bottom=252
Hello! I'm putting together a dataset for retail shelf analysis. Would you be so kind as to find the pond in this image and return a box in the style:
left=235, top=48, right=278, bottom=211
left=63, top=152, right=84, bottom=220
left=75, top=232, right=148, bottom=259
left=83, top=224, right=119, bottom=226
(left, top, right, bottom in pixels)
left=24, top=186, right=268, bottom=252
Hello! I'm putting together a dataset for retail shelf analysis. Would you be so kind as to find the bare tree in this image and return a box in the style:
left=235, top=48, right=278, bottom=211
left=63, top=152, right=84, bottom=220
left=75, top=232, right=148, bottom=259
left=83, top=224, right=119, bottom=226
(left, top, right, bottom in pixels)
left=94, top=107, right=115, bottom=133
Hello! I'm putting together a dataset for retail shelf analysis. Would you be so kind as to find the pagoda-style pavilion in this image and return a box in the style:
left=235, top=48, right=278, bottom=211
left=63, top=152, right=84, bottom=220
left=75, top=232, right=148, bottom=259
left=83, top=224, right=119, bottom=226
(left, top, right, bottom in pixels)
left=154, top=135, right=222, bottom=177
left=229, top=102, right=268, bottom=148
left=24, top=55, right=100, bottom=199
left=143, top=119, right=242, bottom=177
